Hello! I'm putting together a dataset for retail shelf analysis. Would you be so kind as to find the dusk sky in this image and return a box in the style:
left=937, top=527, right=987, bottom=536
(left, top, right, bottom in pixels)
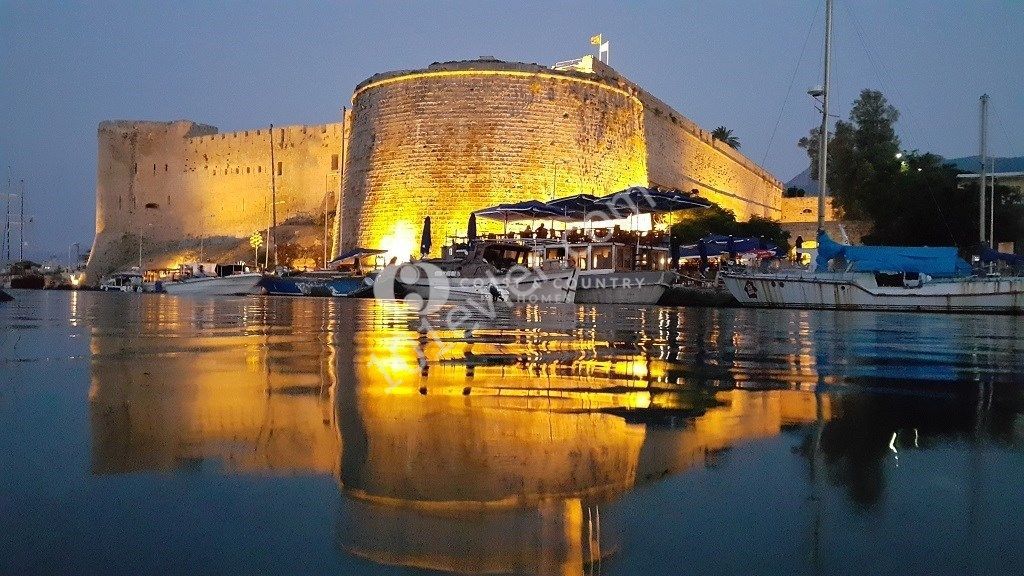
left=2, top=0, right=1022, bottom=259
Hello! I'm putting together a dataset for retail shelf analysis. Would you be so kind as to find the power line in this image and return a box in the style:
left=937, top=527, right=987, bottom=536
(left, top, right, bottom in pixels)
left=761, top=2, right=821, bottom=168
left=842, top=1, right=924, bottom=145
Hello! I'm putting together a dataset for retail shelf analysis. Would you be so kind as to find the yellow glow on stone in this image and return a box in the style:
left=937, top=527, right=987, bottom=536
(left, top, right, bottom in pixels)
left=353, top=69, right=644, bottom=108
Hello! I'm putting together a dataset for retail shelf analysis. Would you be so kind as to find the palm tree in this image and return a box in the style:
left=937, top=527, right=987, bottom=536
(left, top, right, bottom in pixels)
left=712, top=126, right=740, bottom=149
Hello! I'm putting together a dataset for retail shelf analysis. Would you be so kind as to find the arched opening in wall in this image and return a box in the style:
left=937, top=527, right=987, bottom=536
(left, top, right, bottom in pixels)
left=235, top=168, right=239, bottom=174
left=247, top=167, right=250, bottom=174
left=331, top=154, right=339, bottom=171
left=258, top=166, right=262, bottom=173
left=164, top=164, right=168, bottom=172
left=152, top=164, right=156, bottom=173
left=277, top=162, right=283, bottom=176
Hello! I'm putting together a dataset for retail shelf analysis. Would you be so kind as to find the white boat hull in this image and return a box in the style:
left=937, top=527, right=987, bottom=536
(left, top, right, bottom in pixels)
left=161, top=273, right=263, bottom=296
left=721, top=271, right=1024, bottom=314
left=575, top=271, right=673, bottom=305
left=403, top=268, right=578, bottom=304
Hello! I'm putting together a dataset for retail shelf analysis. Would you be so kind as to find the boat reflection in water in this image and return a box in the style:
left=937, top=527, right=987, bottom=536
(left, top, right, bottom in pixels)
left=86, top=296, right=1024, bottom=574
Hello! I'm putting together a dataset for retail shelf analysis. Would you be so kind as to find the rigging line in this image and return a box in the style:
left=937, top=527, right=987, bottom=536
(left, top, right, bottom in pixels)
left=760, top=2, right=821, bottom=167
left=988, top=106, right=1017, bottom=168
left=842, top=2, right=924, bottom=144
left=845, top=2, right=961, bottom=247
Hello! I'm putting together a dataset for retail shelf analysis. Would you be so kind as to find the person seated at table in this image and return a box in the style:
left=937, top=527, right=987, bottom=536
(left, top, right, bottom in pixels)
left=536, top=223, right=548, bottom=239
left=520, top=225, right=533, bottom=239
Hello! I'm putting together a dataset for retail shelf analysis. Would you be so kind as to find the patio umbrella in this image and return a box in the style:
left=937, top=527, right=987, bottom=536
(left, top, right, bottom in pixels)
left=545, top=193, right=603, bottom=220
left=467, top=213, right=478, bottom=241
left=596, top=186, right=712, bottom=216
left=420, top=216, right=432, bottom=257
left=474, top=200, right=568, bottom=221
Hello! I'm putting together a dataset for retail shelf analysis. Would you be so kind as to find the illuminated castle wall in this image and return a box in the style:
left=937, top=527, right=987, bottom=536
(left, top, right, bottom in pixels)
left=339, top=57, right=783, bottom=259
left=88, top=120, right=345, bottom=279
left=87, top=56, right=783, bottom=278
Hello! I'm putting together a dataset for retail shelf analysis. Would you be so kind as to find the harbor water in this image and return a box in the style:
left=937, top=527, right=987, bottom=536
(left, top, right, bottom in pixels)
left=2, top=290, right=1023, bottom=575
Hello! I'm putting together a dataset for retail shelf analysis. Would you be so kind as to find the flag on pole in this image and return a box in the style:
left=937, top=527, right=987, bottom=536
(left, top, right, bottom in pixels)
left=590, top=34, right=602, bottom=46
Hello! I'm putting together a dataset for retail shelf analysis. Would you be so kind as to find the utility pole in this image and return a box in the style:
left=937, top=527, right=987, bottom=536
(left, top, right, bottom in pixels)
left=978, top=94, right=988, bottom=245
left=989, top=159, right=995, bottom=249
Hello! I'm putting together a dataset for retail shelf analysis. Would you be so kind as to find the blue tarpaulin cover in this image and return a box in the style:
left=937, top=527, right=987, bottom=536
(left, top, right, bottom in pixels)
left=816, top=231, right=972, bottom=276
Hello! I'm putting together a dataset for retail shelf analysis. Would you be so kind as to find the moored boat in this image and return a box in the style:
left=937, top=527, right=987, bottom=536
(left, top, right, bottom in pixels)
left=400, top=241, right=577, bottom=304
left=99, top=270, right=144, bottom=292
left=259, top=247, right=384, bottom=297
left=259, top=274, right=370, bottom=297
left=161, top=263, right=262, bottom=296
left=530, top=240, right=674, bottom=304
left=722, top=231, right=1024, bottom=314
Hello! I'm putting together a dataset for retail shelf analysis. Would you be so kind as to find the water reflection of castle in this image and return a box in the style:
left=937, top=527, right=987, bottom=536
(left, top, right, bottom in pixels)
left=88, top=298, right=840, bottom=574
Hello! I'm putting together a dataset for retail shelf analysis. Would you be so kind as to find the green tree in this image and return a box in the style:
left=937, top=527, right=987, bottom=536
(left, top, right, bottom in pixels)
left=860, top=153, right=1024, bottom=252
left=711, top=126, right=740, bottom=149
left=798, top=89, right=900, bottom=219
left=670, top=205, right=790, bottom=253
left=797, top=88, right=1022, bottom=253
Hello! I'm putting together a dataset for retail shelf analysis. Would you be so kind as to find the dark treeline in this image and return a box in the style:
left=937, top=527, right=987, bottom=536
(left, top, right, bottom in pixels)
left=797, top=89, right=1023, bottom=251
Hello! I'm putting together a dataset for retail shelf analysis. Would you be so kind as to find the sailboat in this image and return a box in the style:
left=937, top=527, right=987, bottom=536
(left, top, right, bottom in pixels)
left=720, top=0, right=1024, bottom=314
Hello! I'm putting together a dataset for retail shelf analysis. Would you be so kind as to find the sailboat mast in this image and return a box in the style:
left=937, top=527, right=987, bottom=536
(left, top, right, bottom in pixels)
left=978, top=94, right=988, bottom=245
left=19, top=179, right=25, bottom=261
left=817, top=0, right=833, bottom=234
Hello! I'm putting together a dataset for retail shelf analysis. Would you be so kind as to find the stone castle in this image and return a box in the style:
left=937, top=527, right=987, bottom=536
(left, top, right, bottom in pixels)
left=87, top=56, right=786, bottom=279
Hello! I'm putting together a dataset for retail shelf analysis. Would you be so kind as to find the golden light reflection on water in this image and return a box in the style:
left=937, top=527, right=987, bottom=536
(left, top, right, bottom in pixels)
left=87, top=296, right=833, bottom=574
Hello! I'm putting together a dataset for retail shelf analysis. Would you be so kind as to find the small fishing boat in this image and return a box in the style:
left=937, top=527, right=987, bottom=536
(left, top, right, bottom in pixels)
left=400, top=241, right=577, bottom=303
left=99, top=269, right=144, bottom=292
left=161, top=263, right=262, bottom=296
left=259, top=273, right=370, bottom=297
left=258, top=248, right=383, bottom=297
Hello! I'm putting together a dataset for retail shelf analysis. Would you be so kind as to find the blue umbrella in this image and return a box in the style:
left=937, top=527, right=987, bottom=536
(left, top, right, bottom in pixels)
left=545, top=193, right=603, bottom=220
left=596, top=186, right=712, bottom=216
left=420, top=216, right=432, bottom=256
left=474, top=199, right=568, bottom=221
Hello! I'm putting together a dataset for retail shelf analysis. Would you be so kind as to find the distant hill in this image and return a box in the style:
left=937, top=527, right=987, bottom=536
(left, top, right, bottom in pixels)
left=784, top=155, right=1024, bottom=195
left=785, top=165, right=820, bottom=197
